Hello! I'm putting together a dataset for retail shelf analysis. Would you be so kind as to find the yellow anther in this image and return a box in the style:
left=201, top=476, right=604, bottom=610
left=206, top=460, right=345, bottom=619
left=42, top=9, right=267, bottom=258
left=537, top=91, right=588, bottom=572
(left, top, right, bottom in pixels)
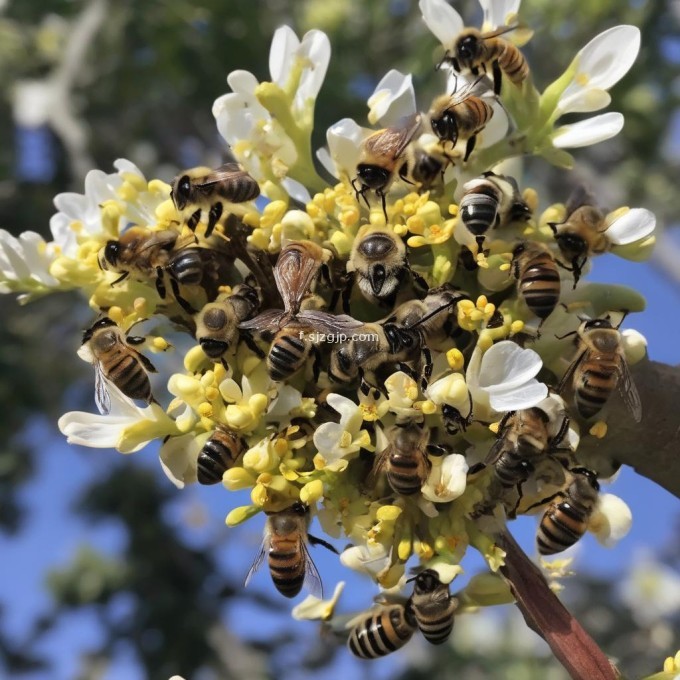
left=575, top=72, right=590, bottom=86
left=360, top=403, right=380, bottom=421
left=476, top=295, right=489, bottom=310
left=339, top=431, right=352, bottom=448
left=197, top=402, right=213, bottom=418
left=446, top=348, right=465, bottom=371
left=108, top=306, right=124, bottom=325
left=152, top=337, right=170, bottom=351
left=274, top=438, right=289, bottom=455
left=376, top=505, right=402, bottom=522
left=488, top=421, right=500, bottom=434
left=510, top=320, right=525, bottom=334
left=398, top=537, right=412, bottom=561
left=300, top=479, right=324, bottom=504
left=419, top=400, right=437, bottom=415
left=589, top=421, right=608, bottom=439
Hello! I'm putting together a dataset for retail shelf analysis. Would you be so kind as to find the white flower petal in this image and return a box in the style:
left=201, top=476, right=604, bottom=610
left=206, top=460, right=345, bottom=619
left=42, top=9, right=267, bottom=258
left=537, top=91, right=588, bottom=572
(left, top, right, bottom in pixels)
left=226, top=69, right=261, bottom=96
left=315, top=147, right=337, bottom=180
left=292, top=581, right=345, bottom=621
left=58, top=410, right=132, bottom=449
left=421, top=453, right=469, bottom=503
left=488, top=380, right=548, bottom=411
left=324, top=118, right=367, bottom=179
left=557, top=88, right=611, bottom=115
left=606, top=208, right=656, bottom=245
left=313, top=422, right=343, bottom=457
left=269, top=26, right=300, bottom=86
left=367, top=70, right=416, bottom=126
left=552, top=112, right=624, bottom=149
left=159, top=434, right=199, bottom=488
left=340, top=543, right=390, bottom=577
left=589, top=493, right=632, bottom=547
left=295, top=29, right=332, bottom=104
left=479, top=341, right=543, bottom=392
left=281, top=177, right=312, bottom=205
left=481, top=0, right=521, bottom=30
left=419, top=0, right=464, bottom=48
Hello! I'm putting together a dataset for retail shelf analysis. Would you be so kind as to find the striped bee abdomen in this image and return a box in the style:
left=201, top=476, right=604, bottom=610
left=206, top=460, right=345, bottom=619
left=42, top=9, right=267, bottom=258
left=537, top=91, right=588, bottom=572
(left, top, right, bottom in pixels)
left=268, top=536, right=305, bottom=597
left=197, top=429, right=245, bottom=485
left=348, top=605, right=415, bottom=659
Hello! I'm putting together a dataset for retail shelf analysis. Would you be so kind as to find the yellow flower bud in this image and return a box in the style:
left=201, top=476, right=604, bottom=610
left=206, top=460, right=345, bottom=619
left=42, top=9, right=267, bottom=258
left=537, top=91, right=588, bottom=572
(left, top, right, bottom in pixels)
left=226, top=505, right=261, bottom=527
left=300, top=479, right=324, bottom=504
left=184, top=345, right=208, bottom=372
left=446, top=348, right=465, bottom=371
left=223, top=467, right=257, bottom=491
left=376, top=505, right=402, bottom=522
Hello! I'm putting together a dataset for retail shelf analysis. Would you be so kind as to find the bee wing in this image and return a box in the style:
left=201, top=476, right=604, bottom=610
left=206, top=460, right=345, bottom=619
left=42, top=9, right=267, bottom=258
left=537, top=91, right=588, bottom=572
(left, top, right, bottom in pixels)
left=564, top=185, right=598, bottom=218
left=194, top=162, right=243, bottom=187
left=301, top=539, right=323, bottom=599
left=239, top=309, right=286, bottom=331
left=482, top=435, right=506, bottom=466
left=93, top=363, right=112, bottom=415
left=297, top=311, right=364, bottom=334
left=616, top=355, right=642, bottom=423
left=480, top=24, right=532, bottom=45
left=365, top=446, right=390, bottom=489
left=557, top=348, right=587, bottom=395
left=365, top=114, right=422, bottom=160
left=244, top=532, right=271, bottom=589
left=274, top=245, right=323, bottom=313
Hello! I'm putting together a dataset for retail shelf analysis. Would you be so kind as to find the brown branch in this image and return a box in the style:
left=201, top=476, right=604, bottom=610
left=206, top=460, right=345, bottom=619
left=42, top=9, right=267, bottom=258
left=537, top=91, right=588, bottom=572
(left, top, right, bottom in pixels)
left=498, top=529, right=620, bottom=680
left=577, top=359, right=680, bottom=499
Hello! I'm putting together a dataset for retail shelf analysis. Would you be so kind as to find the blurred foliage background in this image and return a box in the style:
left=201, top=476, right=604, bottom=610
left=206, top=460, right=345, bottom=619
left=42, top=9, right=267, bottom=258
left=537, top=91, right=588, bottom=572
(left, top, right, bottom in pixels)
left=0, top=0, right=678, bottom=678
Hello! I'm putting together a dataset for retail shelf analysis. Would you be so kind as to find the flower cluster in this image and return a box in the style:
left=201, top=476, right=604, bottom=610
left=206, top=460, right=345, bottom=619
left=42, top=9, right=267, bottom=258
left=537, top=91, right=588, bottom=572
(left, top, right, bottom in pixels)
left=0, top=0, right=660, bottom=665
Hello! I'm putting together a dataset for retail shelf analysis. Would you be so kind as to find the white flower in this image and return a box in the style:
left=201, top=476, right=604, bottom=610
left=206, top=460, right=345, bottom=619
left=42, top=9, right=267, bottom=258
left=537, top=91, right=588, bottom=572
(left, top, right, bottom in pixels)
left=557, top=26, right=640, bottom=115
left=384, top=371, right=421, bottom=418
left=0, top=229, right=61, bottom=301
left=621, top=328, right=647, bottom=365
left=606, top=208, right=656, bottom=245
left=213, top=26, right=330, bottom=196
left=317, top=117, right=368, bottom=182
left=588, top=493, right=632, bottom=547
left=313, top=394, right=370, bottom=468
left=419, top=0, right=464, bottom=51
left=58, top=383, right=175, bottom=453
left=159, top=433, right=201, bottom=488
left=340, top=542, right=391, bottom=578
left=426, top=371, right=470, bottom=411
left=481, top=0, right=521, bottom=31
left=367, top=70, right=416, bottom=126
left=467, top=341, right=548, bottom=417
left=292, top=581, right=345, bottom=621
left=421, top=453, right=469, bottom=503
left=552, top=112, right=624, bottom=148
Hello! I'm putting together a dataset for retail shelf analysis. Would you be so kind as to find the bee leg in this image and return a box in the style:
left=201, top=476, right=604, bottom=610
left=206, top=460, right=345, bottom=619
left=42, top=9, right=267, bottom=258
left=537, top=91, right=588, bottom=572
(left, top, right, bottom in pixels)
left=550, top=415, right=571, bottom=450
left=341, top=273, right=354, bottom=315
left=241, top=332, right=265, bottom=359
left=420, top=347, right=433, bottom=391
left=311, top=347, right=322, bottom=383
left=155, top=267, right=167, bottom=299
left=492, top=60, right=502, bottom=95
left=110, top=271, right=130, bottom=287
left=206, top=202, right=223, bottom=238
left=187, top=209, right=202, bottom=232
left=378, top=189, right=388, bottom=222
left=169, top=276, right=198, bottom=314
left=509, top=484, right=523, bottom=519
left=426, top=443, right=452, bottom=457
left=308, top=534, right=340, bottom=554
left=463, top=135, right=477, bottom=162
left=408, top=267, right=429, bottom=295
left=126, top=335, right=146, bottom=346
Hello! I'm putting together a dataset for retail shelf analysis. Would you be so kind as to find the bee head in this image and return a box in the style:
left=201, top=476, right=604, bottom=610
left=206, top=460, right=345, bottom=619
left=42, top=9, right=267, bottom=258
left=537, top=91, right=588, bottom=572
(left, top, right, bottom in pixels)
left=456, top=33, right=480, bottom=61
left=82, top=316, right=115, bottom=343
left=431, top=111, right=458, bottom=145
left=414, top=569, right=441, bottom=594
left=172, top=174, right=193, bottom=210
left=100, top=240, right=121, bottom=269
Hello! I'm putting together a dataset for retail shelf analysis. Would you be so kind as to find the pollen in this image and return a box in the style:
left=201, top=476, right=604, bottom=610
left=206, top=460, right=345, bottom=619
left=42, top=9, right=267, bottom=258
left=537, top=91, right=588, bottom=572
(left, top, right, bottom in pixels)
left=575, top=72, right=590, bottom=86
left=589, top=421, right=608, bottom=439
left=446, top=348, right=465, bottom=371
left=198, top=402, right=213, bottom=418
left=360, top=403, right=379, bottom=421
left=510, top=320, right=525, bottom=334
left=488, top=421, right=500, bottom=434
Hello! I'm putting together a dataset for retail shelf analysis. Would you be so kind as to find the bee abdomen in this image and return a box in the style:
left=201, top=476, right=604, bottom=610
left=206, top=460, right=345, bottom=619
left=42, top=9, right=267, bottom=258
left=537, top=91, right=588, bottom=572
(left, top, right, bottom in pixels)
left=387, top=454, right=426, bottom=495
left=218, top=178, right=260, bottom=203
left=197, top=430, right=244, bottom=485
left=414, top=606, right=456, bottom=645
left=460, top=194, right=499, bottom=235
left=348, top=605, right=415, bottom=659
left=518, top=260, right=560, bottom=318
left=537, top=501, right=587, bottom=555
left=574, top=362, right=617, bottom=418
left=495, top=42, right=529, bottom=84
left=268, top=334, right=308, bottom=381
left=170, top=250, right=203, bottom=285
left=268, top=546, right=304, bottom=597
left=106, top=353, right=151, bottom=402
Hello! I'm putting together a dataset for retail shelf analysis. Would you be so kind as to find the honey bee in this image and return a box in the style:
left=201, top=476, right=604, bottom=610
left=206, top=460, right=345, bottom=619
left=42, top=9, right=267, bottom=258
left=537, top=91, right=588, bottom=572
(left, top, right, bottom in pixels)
left=347, top=226, right=427, bottom=308
left=534, top=468, right=600, bottom=555
left=195, top=283, right=262, bottom=363
left=459, top=172, right=531, bottom=251
left=98, top=227, right=224, bottom=314
left=558, top=317, right=642, bottom=422
left=347, top=604, right=416, bottom=659
left=196, top=428, right=247, bottom=485
left=170, top=163, right=260, bottom=237
left=445, top=26, right=529, bottom=95
left=245, top=502, right=338, bottom=598
left=512, top=242, right=561, bottom=324
left=429, top=78, right=494, bottom=161
left=371, top=422, right=432, bottom=496
left=478, top=406, right=570, bottom=517
left=410, top=145, right=450, bottom=189
left=353, top=114, right=422, bottom=217
left=240, top=241, right=362, bottom=381
left=79, top=317, right=157, bottom=414
left=410, top=569, right=458, bottom=645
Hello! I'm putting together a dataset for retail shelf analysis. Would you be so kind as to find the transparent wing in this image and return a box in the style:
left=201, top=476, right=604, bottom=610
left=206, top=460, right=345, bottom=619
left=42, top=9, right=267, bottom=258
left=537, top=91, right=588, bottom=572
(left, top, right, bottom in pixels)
left=93, top=363, right=111, bottom=415
left=239, top=309, right=286, bottom=331
left=564, top=185, right=597, bottom=218
left=616, top=355, right=642, bottom=423
left=194, top=163, right=243, bottom=187
left=364, top=114, right=422, bottom=161
left=365, top=446, right=390, bottom=489
left=482, top=434, right=506, bottom=466
left=557, top=348, right=587, bottom=395
left=301, top=540, right=323, bottom=599
left=274, top=242, right=323, bottom=313
left=298, top=310, right=364, bottom=334
left=244, top=532, right=271, bottom=588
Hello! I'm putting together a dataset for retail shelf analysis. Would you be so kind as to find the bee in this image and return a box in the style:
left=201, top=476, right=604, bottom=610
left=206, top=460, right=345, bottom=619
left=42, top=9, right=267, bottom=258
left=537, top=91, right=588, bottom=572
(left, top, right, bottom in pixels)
left=385, top=284, right=470, bottom=351
left=245, top=502, right=338, bottom=598
left=98, top=227, right=223, bottom=314
left=534, top=469, right=600, bottom=555
left=410, top=145, right=450, bottom=189
left=482, top=406, right=570, bottom=513
left=459, top=172, right=531, bottom=251
left=240, top=241, right=362, bottom=381
left=79, top=317, right=157, bottom=414
left=410, top=569, right=458, bottom=645
left=196, top=428, right=247, bottom=485
left=445, top=26, right=529, bottom=95
left=170, top=163, right=260, bottom=237
left=353, top=114, right=422, bottom=217
left=512, top=242, right=561, bottom=324
left=195, top=283, right=263, bottom=363
left=429, top=78, right=494, bottom=162
left=558, top=317, right=642, bottom=422
left=371, top=422, right=432, bottom=496
left=347, top=226, right=427, bottom=308
left=347, top=604, right=416, bottom=659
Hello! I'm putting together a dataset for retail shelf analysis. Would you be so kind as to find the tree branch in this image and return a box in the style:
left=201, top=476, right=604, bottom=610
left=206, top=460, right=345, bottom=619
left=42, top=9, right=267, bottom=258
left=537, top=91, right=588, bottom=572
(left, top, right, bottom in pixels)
left=577, top=359, right=680, bottom=499
left=498, top=529, right=620, bottom=680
